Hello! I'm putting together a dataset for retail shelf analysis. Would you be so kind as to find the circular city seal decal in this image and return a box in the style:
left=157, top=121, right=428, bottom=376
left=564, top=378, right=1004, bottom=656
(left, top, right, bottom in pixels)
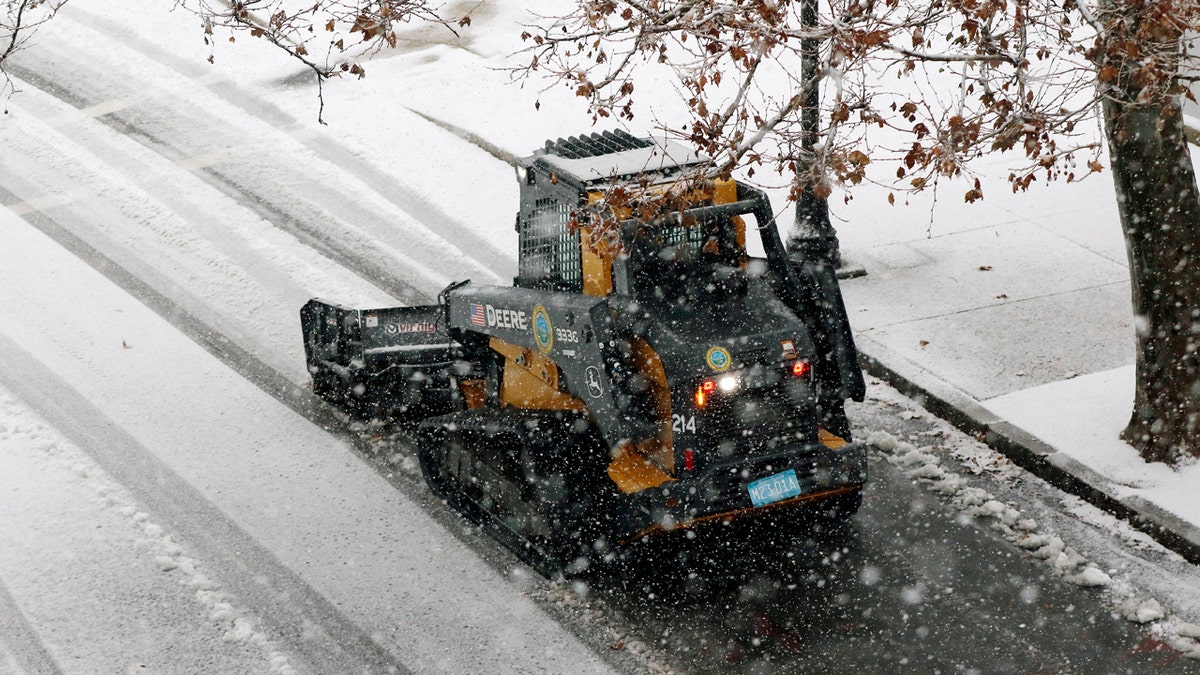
left=706, top=346, right=732, bottom=372
left=532, top=305, right=553, bottom=354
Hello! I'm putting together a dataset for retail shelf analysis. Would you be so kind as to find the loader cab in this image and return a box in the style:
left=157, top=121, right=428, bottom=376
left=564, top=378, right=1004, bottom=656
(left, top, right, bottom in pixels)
left=507, top=131, right=864, bottom=486
left=512, top=129, right=745, bottom=302
left=619, top=198, right=749, bottom=307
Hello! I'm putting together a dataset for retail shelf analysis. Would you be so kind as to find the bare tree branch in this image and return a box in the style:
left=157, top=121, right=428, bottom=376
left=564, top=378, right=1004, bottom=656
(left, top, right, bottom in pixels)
left=2, top=0, right=69, bottom=107
left=515, top=0, right=1118, bottom=202
left=3, top=1, right=471, bottom=120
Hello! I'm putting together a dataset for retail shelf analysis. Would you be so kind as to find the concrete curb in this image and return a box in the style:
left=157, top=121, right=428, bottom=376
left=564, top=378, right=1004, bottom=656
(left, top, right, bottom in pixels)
left=855, top=334, right=1200, bottom=565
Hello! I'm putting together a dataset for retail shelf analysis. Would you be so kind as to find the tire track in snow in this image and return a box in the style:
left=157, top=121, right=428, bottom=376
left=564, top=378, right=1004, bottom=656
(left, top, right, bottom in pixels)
left=0, top=182, right=342, bottom=439
left=0, top=385, right=299, bottom=674
left=0, top=194, right=401, bottom=671
left=0, top=170, right=634, bottom=675
left=4, top=14, right=511, bottom=300
left=66, top=4, right=511, bottom=278
left=0, top=334, right=405, bottom=675
left=0, top=580, right=62, bottom=675
left=0, top=82, right=368, bottom=314
left=0, top=113, right=315, bottom=383
left=4, top=58, right=433, bottom=307
left=68, top=4, right=515, bottom=278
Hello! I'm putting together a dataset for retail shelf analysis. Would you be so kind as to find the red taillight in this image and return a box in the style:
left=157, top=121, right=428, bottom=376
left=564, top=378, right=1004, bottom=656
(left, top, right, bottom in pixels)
left=791, top=360, right=810, bottom=377
left=684, top=449, right=695, bottom=471
left=702, top=379, right=717, bottom=393
left=696, top=378, right=716, bottom=407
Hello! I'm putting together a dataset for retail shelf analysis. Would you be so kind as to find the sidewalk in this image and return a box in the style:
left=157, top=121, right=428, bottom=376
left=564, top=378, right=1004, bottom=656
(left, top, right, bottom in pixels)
left=833, top=152, right=1200, bottom=563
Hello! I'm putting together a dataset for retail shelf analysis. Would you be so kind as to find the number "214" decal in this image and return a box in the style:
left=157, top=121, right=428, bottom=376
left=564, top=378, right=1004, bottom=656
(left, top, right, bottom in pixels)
left=672, top=414, right=697, bottom=433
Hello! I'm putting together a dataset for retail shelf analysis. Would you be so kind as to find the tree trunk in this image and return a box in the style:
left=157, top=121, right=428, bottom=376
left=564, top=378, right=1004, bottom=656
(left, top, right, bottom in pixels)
left=1102, top=90, right=1200, bottom=462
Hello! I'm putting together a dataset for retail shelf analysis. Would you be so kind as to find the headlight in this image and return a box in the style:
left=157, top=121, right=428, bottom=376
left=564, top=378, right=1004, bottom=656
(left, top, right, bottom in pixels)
left=695, top=374, right=741, bottom=406
left=717, top=374, right=740, bottom=392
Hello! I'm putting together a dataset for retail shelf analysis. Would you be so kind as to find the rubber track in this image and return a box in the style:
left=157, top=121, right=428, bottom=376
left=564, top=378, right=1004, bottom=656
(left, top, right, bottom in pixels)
left=417, top=434, right=564, bottom=579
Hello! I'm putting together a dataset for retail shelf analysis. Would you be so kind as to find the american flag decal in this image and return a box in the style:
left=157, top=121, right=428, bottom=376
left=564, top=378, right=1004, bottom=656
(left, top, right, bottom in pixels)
left=469, top=303, right=486, bottom=326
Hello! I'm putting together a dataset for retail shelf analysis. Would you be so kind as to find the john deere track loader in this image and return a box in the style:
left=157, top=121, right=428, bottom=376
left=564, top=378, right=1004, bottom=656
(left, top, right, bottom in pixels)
left=301, top=131, right=867, bottom=576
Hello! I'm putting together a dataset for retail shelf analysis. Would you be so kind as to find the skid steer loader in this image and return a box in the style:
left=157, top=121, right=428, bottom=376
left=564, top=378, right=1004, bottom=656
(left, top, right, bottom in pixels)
left=301, top=130, right=867, bottom=577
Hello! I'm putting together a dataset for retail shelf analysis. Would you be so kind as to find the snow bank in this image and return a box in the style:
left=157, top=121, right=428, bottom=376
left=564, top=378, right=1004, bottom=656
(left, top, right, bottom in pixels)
left=984, top=367, right=1200, bottom=527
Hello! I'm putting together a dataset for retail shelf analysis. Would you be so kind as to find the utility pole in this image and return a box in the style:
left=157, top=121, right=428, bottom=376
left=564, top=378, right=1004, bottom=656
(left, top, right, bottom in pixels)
left=781, top=0, right=866, bottom=438
left=786, top=0, right=845, bottom=270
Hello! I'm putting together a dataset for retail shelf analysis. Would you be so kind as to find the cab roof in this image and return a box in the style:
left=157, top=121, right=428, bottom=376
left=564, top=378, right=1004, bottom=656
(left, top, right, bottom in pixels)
left=521, top=130, right=710, bottom=188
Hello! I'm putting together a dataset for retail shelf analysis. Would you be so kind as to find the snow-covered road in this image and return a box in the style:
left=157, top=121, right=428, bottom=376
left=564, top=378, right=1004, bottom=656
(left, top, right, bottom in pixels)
left=0, top=3, right=633, bottom=671
left=0, top=206, right=621, bottom=672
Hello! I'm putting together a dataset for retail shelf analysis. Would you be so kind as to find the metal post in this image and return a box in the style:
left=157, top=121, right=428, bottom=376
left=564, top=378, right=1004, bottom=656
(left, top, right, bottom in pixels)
left=786, top=0, right=844, bottom=269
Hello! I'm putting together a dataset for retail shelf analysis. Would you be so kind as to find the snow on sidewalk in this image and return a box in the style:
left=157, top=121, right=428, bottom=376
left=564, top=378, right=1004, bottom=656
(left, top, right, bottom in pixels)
left=984, top=367, right=1200, bottom=529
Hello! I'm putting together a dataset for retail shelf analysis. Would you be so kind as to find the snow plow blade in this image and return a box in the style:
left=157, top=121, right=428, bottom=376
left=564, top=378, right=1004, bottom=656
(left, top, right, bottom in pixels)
left=300, top=298, right=472, bottom=419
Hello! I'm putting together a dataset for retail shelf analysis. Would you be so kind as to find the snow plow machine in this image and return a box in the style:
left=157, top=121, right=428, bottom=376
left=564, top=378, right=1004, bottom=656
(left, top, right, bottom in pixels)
left=301, top=131, right=867, bottom=577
